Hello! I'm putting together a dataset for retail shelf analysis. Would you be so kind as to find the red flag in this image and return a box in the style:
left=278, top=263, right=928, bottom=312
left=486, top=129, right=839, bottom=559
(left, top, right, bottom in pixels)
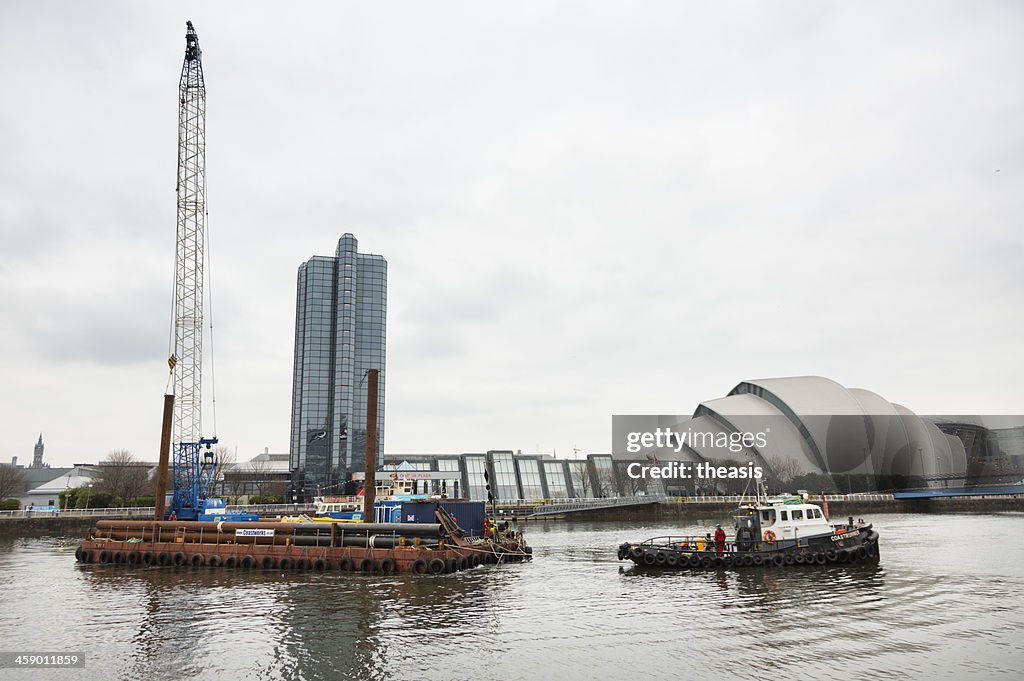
left=820, top=493, right=830, bottom=521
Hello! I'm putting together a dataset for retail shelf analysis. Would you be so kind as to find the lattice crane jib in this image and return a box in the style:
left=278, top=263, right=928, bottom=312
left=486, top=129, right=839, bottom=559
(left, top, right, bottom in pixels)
left=170, top=21, right=217, bottom=519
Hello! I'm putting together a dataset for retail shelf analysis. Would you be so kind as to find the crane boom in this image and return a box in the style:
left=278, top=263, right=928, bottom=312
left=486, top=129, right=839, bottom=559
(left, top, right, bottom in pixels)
left=172, top=20, right=206, bottom=446
left=169, top=21, right=217, bottom=519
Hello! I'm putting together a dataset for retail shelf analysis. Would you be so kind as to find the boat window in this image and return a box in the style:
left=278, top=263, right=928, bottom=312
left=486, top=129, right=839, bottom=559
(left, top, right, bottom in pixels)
left=780, top=510, right=788, bottom=521
left=761, top=509, right=775, bottom=523
left=792, top=510, right=803, bottom=520
left=813, top=508, right=822, bottom=519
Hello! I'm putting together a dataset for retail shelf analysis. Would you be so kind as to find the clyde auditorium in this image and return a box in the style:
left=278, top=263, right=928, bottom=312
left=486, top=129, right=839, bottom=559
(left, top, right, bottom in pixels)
left=377, top=376, right=1023, bottom=500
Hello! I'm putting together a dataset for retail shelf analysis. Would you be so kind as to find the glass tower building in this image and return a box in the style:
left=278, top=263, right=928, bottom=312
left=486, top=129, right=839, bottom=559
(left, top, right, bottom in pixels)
left=289, top=233, right=386, bottom=501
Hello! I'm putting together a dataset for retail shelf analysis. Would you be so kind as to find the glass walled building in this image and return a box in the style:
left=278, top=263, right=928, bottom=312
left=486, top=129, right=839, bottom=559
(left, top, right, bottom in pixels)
left=289, top=234, right=386, bottom=502
left=376, top=451, right=662, bottom=502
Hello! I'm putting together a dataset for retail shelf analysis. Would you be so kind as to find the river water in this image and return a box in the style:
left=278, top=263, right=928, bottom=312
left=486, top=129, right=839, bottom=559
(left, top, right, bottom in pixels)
left=1, top=513, right=1022, bottom=680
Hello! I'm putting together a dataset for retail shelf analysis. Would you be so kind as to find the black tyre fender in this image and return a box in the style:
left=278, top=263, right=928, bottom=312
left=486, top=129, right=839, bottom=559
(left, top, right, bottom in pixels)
left=412, top=558, right=429, bottom=575
left=665, top=554, right=679, bottom=567
left=278, top=557, right=293, bottom=570
left=825, top=549, right=838, bottom=562
left=866, top=542, right=877, bottom=557
left=261, top=556, right=276, bottom=570
left=700, top=556, right=713, bottom=569
left=794, top=553, right=806, bottom=565
left=857, top=546, right=869, bottom=561
left=457, top=557, right=469, bottom=571
left=190, top=554, right=205, bottom=568
left=295, top=558, right=310, bottom=571
left=113, top=551, right=126, bottom=564
left=75, top=546, right=84, bottom=562
left=126, top=552, right=140, bottom=565
left=142, top=552, right=155, bottom=566
left=158, top=552, right=171, bottom=566
left=313, top=558, right=328, bottom=571
left=173, top=552, right=187, bottom=567
left=687, top=554, right=701, bottom=568
left=224, top=556, right=238, bottom=568
left=814, top=553, right=827, bottom=565
left=783, top=554, right=795, bottom=566
left=721, top=555, right=734, bottom=568
left=837, top=549, right=850, bottom=563
left=241, top=556, right=257, bottom=569
left=360, top=558, right=377, bottom=573
left=654, top=551, right=668, bottom=565
left=208, top=555, right=222, bottom=568
left=642, top=551, right=657, bottom=566
left=379, top=558, right=397, bottom=574
left=742, top=555, right=754, bottom=567
left=772, top=554, right=784, bottom=567
left=428, top=558, right=446, bottom=575
left=752, top=554, right=764, bottom=566
left=446, top=558, right=458, bottom=573
left=470, top=554, right=482, bottom=568
left=338, top=557, right=354, bottom=572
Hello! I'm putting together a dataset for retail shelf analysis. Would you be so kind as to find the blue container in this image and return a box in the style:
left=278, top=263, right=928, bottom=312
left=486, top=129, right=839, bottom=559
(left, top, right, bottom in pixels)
left=400, top=501, right=487, bottom=537
left=374, top=500, right=403, bottom=523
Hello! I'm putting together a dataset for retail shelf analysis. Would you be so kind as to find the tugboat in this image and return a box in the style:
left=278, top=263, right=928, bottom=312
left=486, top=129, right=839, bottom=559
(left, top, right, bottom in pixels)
left=617, top=490, right=879, bottom=570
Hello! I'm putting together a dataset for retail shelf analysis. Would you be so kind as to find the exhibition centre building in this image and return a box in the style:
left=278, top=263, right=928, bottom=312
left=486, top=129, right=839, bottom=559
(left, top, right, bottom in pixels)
left=380, top=377, right=1018, bottom=500
left=675, top=375, right=970, bottom=482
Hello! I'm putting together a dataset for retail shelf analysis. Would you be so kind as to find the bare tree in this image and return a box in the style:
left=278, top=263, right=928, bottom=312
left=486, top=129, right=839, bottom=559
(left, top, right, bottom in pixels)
left=764, top=454, right=802, bottom=493
left=95, top=450, right=151, bottom=505
left=247, top=456, right=272, bottom=498
left=568, top=463, right=592, bottom=498
left=214, top=446, right=241, bottom=503
left=0, top=465, right=29, bottom=500
left=594, top=467, right=620, bottom=498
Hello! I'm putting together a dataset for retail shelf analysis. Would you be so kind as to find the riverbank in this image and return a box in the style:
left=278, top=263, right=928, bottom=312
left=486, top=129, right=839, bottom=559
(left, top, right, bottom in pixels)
left=518, top=496, right=1024, bottom=522
left=2, top=496, right=1022, bottom=538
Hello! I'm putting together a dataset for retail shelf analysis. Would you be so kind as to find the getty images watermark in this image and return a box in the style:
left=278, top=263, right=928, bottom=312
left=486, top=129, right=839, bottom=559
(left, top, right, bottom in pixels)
left=613, top=416, right=769, bottom=481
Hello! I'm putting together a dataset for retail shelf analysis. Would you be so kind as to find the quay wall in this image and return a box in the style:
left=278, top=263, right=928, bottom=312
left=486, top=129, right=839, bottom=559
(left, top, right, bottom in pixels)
left=519, top=496, right=1024, bottom=522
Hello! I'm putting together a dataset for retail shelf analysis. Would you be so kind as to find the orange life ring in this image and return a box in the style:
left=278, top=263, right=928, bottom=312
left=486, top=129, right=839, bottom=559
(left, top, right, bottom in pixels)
left=763, top=530, right=777, bottom=542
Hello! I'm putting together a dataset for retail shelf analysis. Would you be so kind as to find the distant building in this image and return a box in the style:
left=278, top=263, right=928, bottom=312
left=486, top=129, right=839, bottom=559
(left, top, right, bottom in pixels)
left=32, top=434, right=48, bottom=468
left=289, top=234, right=387, bottom=502
left=216, top=448, right=291, bottom=503
left=370, top=452, right=634, bottom=502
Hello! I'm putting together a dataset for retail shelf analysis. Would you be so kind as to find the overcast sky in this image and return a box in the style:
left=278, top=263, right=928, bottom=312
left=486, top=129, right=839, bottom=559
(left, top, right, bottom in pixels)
left=1, top=2, right=1021, bottom=468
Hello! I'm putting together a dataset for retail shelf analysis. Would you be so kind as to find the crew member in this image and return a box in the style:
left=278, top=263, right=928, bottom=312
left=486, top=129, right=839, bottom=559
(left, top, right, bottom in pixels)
left=714, top=524, right=726, bottom=554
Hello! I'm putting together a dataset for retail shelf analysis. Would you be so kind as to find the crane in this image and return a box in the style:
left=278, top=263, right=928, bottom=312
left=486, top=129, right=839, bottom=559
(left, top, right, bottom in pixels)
left=167, top=21, right=219, bottom=520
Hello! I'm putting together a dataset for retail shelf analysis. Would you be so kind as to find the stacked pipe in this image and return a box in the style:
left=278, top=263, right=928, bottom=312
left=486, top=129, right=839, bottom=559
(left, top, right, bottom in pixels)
left=93, top=520, right=444, bottom=548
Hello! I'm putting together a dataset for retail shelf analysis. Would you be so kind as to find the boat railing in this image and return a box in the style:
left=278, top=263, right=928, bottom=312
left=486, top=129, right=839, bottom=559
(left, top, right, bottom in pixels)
left=639, top=535, right=726, bottom=549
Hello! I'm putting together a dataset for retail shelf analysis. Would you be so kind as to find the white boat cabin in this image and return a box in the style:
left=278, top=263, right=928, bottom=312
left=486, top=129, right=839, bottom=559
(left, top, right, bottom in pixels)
left=755, top=499, right=832, bottom=541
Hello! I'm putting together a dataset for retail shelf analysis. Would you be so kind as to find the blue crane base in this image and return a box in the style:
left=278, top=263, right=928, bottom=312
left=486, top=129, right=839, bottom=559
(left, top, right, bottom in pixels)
left=171, top=437, right=219, bottom=520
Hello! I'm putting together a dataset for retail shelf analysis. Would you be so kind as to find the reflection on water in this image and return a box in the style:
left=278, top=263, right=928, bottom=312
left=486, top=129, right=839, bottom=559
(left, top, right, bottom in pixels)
left=1, top=514, right=1023, bottom=680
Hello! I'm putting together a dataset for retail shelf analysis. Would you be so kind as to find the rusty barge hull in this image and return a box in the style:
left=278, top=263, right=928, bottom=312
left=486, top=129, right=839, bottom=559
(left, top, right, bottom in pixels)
left=75, top=519, right=531, bottom=575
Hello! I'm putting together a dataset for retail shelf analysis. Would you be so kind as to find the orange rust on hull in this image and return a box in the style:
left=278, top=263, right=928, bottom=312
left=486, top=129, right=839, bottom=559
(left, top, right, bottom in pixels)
left=76, top=537, right=529, bottom=574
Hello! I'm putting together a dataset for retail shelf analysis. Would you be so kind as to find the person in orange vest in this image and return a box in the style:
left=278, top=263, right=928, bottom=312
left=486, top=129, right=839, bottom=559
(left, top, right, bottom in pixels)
left=714, top=524, right=727, bottom=554
left=483, top=516, right=492, bottom=540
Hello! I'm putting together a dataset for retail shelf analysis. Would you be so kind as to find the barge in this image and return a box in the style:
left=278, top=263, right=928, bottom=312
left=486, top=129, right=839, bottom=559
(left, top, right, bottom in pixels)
left=618, top=493, right=879, bottom=570
left=77, top=507, right=531, bottom=575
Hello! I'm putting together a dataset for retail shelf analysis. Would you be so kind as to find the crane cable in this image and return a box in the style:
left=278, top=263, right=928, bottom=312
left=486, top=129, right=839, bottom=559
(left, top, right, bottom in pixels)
left=204, top=156, right=218, bottom=438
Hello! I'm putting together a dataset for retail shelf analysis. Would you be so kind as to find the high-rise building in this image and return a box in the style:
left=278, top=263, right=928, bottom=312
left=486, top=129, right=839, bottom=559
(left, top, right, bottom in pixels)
left=289, top=234, right=387, bottom=501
